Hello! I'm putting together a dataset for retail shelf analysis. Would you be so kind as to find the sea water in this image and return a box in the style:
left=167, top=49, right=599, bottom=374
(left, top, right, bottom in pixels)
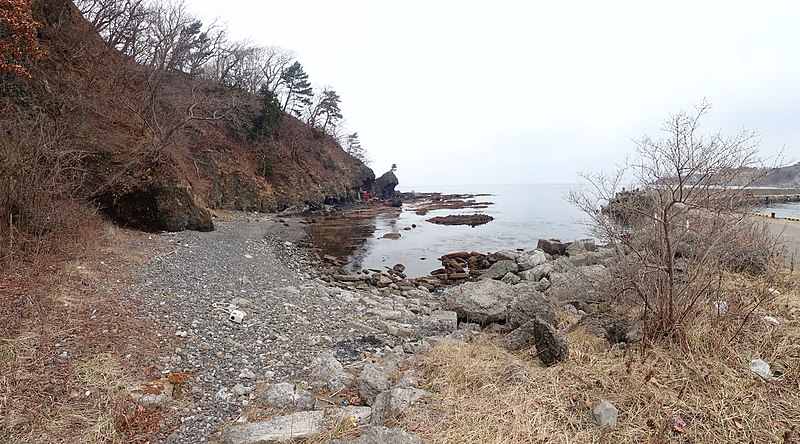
left=348, top=183, right=590, bottom=277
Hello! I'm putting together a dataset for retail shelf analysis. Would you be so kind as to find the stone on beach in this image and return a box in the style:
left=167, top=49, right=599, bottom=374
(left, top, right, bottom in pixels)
left=443, top=279, right=516, bottom=324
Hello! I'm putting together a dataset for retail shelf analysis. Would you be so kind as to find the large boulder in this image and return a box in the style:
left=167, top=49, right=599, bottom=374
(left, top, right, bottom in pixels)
left=443, top=279, right=515, bottom=324
left=531, top=317, right=569, bottom=365
left=501, top=316, right=569, bottom=366
left=480, top=260, right=519, bottom=280
left=566, top=238, right=598, bottom=256
left=98, top=163, right=214, bottom=232
left=507, top=289, right=557, bottom=328
left=375, top=170, right=399, bottom=198
left=547, top=264, right=611, bottom=303
left=537, top=238, right=566, bottom=256
left=519, top=262, right=553, bottom=282
left=517, top=250, right=547, bottom=271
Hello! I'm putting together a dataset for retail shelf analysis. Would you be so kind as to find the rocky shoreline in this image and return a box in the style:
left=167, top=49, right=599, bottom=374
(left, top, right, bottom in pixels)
left=125, top=209, right=630, bottom=443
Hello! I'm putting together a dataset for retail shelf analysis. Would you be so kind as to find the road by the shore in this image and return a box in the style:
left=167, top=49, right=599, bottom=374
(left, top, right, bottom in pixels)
left=762, top=217, right=800, bottom=270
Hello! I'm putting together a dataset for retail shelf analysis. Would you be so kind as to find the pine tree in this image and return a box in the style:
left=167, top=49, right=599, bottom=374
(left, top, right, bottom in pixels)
left=280, top=61, right=313, bottom=116
left=251, top=85, right=282, bottom=140
left=316, top=89, right=342, bottom=134
left=346, top=132, right=369, bottom=164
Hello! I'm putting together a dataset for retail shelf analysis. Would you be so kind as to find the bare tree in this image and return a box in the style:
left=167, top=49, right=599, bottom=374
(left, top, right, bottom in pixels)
left=257, top=45, right=294, bottom=96
left=568, top=101, right=782, bottom=346
left=203, top=39, right=253, bottom=85
left=75, top=0, right=149, bottom=55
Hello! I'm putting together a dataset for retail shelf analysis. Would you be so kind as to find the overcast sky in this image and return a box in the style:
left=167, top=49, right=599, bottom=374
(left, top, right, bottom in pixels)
left=187, top=0, right=800, bottom=188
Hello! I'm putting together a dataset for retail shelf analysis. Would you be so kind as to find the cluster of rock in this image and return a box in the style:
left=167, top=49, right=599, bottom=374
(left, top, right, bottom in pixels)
left=222, top=350, right=427, bottom=443
left=130, top=218, right=634, bottom=442
left=219, top=237, right=631, bottom=442
left=426, top=213, right=494, bottom=227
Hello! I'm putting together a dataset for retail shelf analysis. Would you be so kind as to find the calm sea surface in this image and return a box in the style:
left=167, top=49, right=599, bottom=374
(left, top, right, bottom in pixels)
left=758, top=201, right=800, bottom=218
left=348, top=183, right=590, bottom=277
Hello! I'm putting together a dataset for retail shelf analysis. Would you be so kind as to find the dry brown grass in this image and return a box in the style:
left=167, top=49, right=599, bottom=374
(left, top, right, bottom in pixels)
left=399, top=279, right=800, bottom=444
left=0, top=222, right=167, bottom=443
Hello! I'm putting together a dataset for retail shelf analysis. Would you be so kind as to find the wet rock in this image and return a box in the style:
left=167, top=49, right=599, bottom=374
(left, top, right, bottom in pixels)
left=382, top=233, right=402, bottom=240
left=447, top=272, right=470, bottom=280
left=427, top=214, right=494, bottom=227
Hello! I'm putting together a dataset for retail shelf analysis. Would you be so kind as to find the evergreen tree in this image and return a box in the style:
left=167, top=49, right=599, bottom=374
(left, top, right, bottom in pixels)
left=280, top=61, right=313, bottom=116
left=316, top=89, right=342, bottom=134
left=250, top=85, right=282, bottom=140
left=250, top=86, right=283, bottom=176
left=346, top=132, right=369, bottom=164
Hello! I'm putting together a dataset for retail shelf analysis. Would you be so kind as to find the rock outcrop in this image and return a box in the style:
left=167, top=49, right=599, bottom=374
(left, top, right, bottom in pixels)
left=375, top=170, right=399, bottom=198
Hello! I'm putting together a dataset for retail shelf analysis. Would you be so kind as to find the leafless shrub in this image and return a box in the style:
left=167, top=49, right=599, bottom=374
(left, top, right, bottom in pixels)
left=568, top=101, right=784, bottom=346
left=0, top=115, right=97, bottom=265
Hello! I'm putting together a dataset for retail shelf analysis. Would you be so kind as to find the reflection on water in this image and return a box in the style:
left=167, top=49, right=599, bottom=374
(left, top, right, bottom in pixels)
left=308, top=184, right=591, bottom=277
left=305, top=206, right=399, bottom=260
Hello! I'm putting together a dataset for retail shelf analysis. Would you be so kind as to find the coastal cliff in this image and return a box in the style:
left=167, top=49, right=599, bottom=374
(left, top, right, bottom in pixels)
left=1, top=0, right=374, bottom=234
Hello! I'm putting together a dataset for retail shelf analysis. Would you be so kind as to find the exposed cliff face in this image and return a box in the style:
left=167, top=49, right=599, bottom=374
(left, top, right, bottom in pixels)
left=2, top=0, right=374, bottom=233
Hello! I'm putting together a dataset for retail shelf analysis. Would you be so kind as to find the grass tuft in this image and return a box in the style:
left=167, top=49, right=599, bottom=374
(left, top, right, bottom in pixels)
left=399, top=281, right=800, bottom=444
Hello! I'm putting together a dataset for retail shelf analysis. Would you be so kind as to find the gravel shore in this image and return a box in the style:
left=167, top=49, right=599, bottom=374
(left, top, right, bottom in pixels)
left=128, top=213, right=415, bottom=443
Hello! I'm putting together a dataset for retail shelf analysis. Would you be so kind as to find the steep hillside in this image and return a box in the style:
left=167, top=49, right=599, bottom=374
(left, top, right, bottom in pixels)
left=1, top=0, right=374, bottom=240
left=755, top=162, right=800, bottom=187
